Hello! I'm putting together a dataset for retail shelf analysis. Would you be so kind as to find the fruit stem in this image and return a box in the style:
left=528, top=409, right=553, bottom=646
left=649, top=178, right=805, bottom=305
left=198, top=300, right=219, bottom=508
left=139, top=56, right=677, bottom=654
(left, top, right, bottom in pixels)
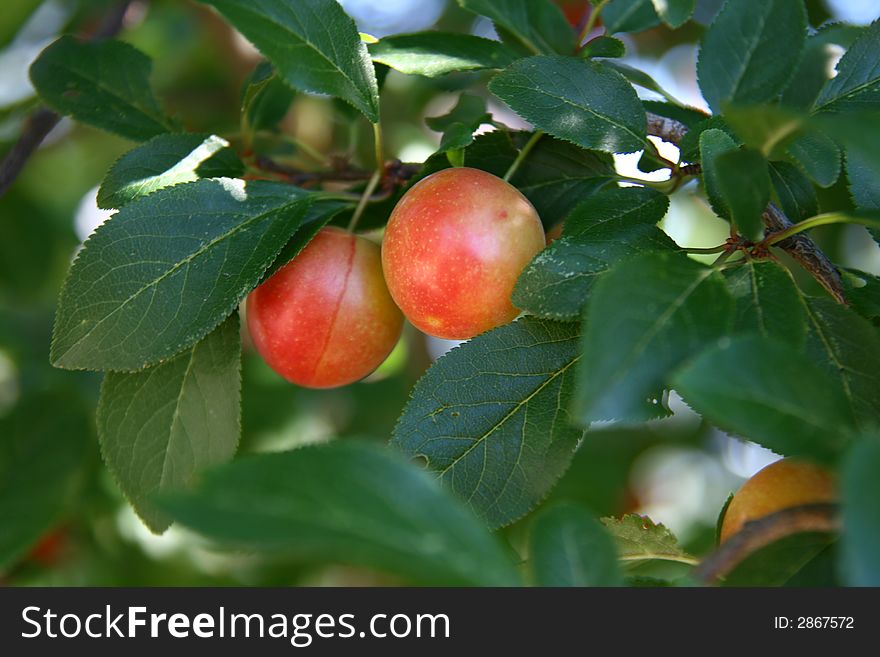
left=347, top=169, right=382, bottom=232
left=683, top=244, right=729, bottom=255
left=503, top=131, right=543, bottom=182
left=578, top=0, right=608, bottom=48
left=373, top=122, right=385, bottom=174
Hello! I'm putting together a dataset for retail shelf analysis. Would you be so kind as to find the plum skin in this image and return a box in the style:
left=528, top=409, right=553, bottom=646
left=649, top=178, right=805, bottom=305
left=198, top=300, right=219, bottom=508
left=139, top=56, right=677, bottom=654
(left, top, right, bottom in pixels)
left=246, top=227, right=403, bottom=389
left=719, top=458, right=836, bottom=543
left=381, top=167, right=545, bottom=340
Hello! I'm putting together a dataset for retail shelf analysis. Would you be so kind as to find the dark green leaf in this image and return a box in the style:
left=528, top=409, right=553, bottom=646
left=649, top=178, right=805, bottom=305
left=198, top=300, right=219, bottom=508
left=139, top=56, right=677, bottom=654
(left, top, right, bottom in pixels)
left=814, top=20, right=880, bottom=115
left=846, top=148, right=880, bottom=211
left=842, top=269, right=880, bottom=322
left=97, top=134, right=244, bottom=209
left=696, top=0, right=807, bottom=113
left=240, top=62, right=295, bottom=133
left=781, top=23, right=866, bottom=110
left=508, top=134, right=617, bottom=224
left=369, top=32, right=517, bottom=77
left=722, top=533, right=836, bottom=586
left=529, top=503, right=623, bottom=586
left=651, top=0, right=695, bottom=28
left=201, top=0, right=380, bottom=122
left=457, top=0, right=575, bottom=55
left=673, top=335, right=856, bottom=462
left=575, top=252, right=733, bottom=423
left=161, top=440, right=521, bottom=586
left=725, top=260, right=808, bottom=346
left=29, top=36, right=170, bottom=141
left=0, top=391, right=91, bottom=569
left=804, top=298, right=880, bottom=429
left=841, top=438, right=880, bottom=586
left=603, top=0, right=660, bottom=34
left=426, top=94, right=491, bottom=152
left=392, top=317, right=583, bottom=529
left=98, top=315, right=241, bottom=533
left=581, top=36, right=625, bottom=59
left=715, top=148, right=770, bottom=240
left=699, top=127, right=738, bottom=219
left=768, top=160, right=819, bottom=221
left=513, top=187, right=674, bottom=319
left=722, top=105, right=806, bottom=158
left=489, top=56, right=647, bottom=153
left=51, top=179, right=312, bottom=372
left=601, top=61, right=679, bottom=106
left=601, top=514, right=694, bottom=568
left=642, top=100, right=709, bottom=130
left=679, top=116, right=738, bottom=163
left=785, top=131, right=841, bottom=187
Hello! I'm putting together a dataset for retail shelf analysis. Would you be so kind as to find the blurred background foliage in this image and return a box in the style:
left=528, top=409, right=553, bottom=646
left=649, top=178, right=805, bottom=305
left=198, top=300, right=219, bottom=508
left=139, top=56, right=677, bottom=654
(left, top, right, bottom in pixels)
left=1, top=0, right=878, bottom=586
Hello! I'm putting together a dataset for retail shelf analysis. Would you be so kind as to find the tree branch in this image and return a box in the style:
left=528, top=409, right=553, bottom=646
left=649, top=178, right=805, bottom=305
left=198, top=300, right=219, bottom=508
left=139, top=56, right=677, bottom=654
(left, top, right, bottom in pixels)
left=693, top=503, right=839, bottom=585
left=0, top=0, right=135, bottom=198
left=645, top=111, right=847, bottom=304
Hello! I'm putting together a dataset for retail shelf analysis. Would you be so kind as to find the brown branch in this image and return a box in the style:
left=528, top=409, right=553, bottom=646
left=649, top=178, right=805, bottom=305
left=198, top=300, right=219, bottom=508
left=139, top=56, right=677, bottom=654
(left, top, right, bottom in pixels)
left=0, top=0, right=136, bottom=198
left=645, top=111, right=847, bottom=304
left=693, top=503, right=839, bottom=585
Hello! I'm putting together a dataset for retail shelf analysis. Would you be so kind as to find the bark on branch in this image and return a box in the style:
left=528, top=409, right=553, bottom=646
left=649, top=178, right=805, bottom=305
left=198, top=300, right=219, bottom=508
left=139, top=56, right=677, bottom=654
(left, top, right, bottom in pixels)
left=645, top=111, right=847, bottom=304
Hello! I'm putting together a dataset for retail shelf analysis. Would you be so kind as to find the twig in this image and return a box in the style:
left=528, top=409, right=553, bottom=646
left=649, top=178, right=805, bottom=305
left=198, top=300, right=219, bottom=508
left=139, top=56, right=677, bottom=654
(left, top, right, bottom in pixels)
left=0, top=0, right=135, bottom=198
left=645, top=111, right=847, bottom=304
left=693, top=503, right=839, bottom=585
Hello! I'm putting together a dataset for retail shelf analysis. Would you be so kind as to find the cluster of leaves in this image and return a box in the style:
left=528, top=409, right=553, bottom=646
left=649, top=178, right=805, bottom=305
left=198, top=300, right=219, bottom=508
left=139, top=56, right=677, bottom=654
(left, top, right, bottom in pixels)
left=7, top=0, right=879, bottom=585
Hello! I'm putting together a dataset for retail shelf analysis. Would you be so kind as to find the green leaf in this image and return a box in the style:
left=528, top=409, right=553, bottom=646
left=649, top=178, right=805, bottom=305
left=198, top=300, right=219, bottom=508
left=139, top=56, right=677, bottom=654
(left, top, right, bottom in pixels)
left=507, top=134, right=616, bottom=224
left=725, top=260, right=808, bottom=346
left=842, top=269, right=880, bottom=322
left=529, top=503, right=623, bottom=586
left=240, top=62, right=296, bottom=133
left=97, top=134, right=244, bottom=210
left=457, top=0, right=575, bottom=55
left=846, top=148, right=880, bottom=211
left=489, top=56, right=647, bottom=153
left=426, top=94, right=491, bottom=152
left=785, top=131, right=841, bottom=187
left=575, top=252, right=733, bottom=423
left=51, top=179, right=312, bottom=372
left=698, top=128, right=738, bottom=221
left=696, top=0, right=807, bottom=113
left=0, top=391, right=92, bottom=570
left=722, top=105, right=806, bottom=158
left=29, top=36, right=170, bottom=141
left=781, top=23, right=866, bottom=110
left=601, top=514, right=694, bottom=567
left=369, top=32, right=517, bottom=77
left=768, top=160, right=819, bottom=221
left=714, top=147, right=771, bottom=240
left=601, top=61, right=681, bottom=105
left=722, top=533, right=836, bottom=586
left=98, top=315, right=241, bottom=533
left=201, top=0, right=380, bottom=122
left=651, top=0, right=695, bottom=29
left=392, top=317, right=583, bottom=529
left=841, top=438, right=880, bottom=586
left=814, top=20, right=880, bottom=115
left=804, top=298, right=880, bottom=429
left=679, top=116, right=738, bottom=163
left=642, top=100, right=709, bottom=130
left=161, top=440, right=521, bottom=586
left=672, top=335, right=855, bottom=463
left=603, top=0, right=660, bottom=34
left=581, top=36, right=626, bottom=59
left=513, top=187, right=674, bottom=319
